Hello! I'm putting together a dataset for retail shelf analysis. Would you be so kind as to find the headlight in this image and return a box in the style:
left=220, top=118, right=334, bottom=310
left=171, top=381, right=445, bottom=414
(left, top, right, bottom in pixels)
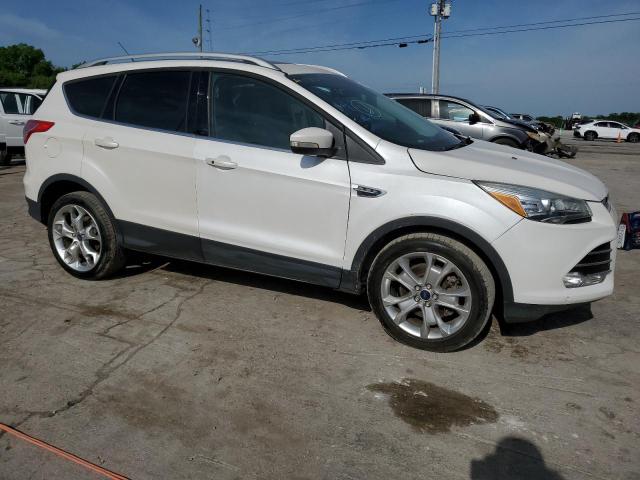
left=476, top=182, right=592, bottom=224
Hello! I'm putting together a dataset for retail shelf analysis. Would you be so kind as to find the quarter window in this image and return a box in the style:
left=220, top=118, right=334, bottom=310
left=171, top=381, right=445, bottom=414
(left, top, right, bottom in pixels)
left=115, top=71, right=191, bottom=132
left=210, top=73, right=324, bottom=150
left=65, top=76, right=116, bottom=118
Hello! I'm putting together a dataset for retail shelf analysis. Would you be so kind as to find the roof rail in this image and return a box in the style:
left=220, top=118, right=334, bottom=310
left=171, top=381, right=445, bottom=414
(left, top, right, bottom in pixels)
left=76, top=52, right=281, bottom=71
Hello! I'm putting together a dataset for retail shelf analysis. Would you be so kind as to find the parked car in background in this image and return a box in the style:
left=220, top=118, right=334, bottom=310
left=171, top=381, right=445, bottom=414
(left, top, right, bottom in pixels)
left=510, top=112, right=545, bottom=130
left=24, top=52, right=617, bottom=352
left=574, top=120, right=640, bottom=142
left=387, top=93, right=543, bottom=150
left=0, top=88, right=47, bottom=165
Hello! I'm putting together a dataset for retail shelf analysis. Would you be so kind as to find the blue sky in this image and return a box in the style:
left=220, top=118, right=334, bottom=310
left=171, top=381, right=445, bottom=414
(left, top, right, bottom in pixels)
left=1, top=0, right=639, bottom=116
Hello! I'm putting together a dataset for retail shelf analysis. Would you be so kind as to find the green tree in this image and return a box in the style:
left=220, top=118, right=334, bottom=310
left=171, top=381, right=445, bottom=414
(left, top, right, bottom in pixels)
left=0, top=43, right=64, bottom=89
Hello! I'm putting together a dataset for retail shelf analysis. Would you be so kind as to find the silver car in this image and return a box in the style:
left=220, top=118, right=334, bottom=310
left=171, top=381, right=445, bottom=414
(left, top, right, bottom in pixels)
left=387, top=93, right=536, bottom=149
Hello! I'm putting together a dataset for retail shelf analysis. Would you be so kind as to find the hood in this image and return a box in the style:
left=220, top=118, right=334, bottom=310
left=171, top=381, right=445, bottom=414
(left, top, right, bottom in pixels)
left=501, top=117, right=537, bottom=132
left=409, top=140, right=607, bottom=201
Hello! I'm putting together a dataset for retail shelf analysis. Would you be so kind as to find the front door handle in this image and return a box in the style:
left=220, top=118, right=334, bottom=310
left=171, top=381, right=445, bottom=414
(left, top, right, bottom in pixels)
left=8, top=120, right=25, bottom=126
left=94, top=137, right=119, bottom=149
left=206, top=157, right=237, bottom=170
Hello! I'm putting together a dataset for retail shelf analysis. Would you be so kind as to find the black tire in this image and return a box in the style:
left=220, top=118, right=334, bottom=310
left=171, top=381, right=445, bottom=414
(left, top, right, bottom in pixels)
left=367, top=233, right=495, bottom=352
left=584, top=131, right=597, bottom=141
left=47, top=191, right=125, bottom=279
left=627, top=133, right=640, bottom=143
left=0, top=149, right=11, bottom=166
left=492, top=137, right=519, bottom=148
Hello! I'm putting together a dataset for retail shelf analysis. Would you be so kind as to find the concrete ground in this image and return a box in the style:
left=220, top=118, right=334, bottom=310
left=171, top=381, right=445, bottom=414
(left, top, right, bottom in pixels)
left=1, top=137, right=639, bottom=480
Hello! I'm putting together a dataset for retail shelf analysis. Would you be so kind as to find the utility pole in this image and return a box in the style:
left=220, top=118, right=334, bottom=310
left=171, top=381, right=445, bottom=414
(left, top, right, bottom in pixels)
left=198, top=4, right=203, bottom=52
left=429, top=1, right=451, bottom=94
left=192, top=5, right=203, bottom=52
left=206, top=8, right=213, bottom=51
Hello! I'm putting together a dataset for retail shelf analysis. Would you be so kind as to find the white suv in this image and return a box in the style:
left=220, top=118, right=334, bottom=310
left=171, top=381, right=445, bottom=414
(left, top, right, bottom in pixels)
left=23, top=53, right=617, bottom=351
left=0, top=88, right=47, bottom=165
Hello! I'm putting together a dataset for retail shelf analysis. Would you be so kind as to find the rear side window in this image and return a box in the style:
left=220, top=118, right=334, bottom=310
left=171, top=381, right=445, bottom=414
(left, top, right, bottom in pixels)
left=210, top=73, right=324, bottom=150
left=396, top=98, right=431, bottom=118
left=65, top=76, right=116, bottom=118
left=0, top=92, right=41, bottom=115
left=115, top=71, right=191, bottom=132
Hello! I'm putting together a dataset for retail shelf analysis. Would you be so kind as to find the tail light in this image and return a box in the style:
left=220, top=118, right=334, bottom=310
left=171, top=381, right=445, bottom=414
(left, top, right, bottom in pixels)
left=23, top=120, right=55, bottom=144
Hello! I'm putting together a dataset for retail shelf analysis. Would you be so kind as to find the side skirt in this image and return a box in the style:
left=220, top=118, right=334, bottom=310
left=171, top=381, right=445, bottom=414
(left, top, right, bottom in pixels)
left=117, top=220, right=343, bottom=288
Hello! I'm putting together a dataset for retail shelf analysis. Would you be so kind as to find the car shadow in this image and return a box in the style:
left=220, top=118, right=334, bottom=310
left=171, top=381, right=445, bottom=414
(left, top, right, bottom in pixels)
left=498, top=304, right=593, bottom=337
left=125, top=253, right=371, bottom=311
left=470, top=436, right=566, bottom=479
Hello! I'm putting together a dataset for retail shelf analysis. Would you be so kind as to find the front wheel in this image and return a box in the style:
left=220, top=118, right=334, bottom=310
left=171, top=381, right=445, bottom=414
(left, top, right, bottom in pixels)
left=584, top=131, right=597, bottom=141
left=367, top=233, right=495, bottom=352
left=47, top=191, right=125, bottom=279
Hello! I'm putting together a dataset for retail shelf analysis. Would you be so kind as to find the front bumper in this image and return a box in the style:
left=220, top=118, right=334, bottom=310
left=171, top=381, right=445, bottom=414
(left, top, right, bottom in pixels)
left=573, top=130, right=581, bottom=138
left=493, top=200, right=617, bottom=322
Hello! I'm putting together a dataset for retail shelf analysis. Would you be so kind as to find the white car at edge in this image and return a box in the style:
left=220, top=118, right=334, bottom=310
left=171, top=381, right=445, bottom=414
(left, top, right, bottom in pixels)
left=0, top=88, right=47, bottom=165
left=22, top=53, right=617, bottom=352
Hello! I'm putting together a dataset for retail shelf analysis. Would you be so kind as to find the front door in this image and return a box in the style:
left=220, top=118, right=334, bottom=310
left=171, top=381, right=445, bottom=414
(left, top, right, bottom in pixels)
left=194, top=72, right=351, bottom=286
left=433, top=99, right=486, bottom=139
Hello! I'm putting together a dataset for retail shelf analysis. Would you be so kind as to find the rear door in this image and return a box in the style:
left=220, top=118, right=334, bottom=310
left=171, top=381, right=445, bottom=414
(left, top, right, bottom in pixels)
left=78, top=70, right=200, bottom=258
left=593, top=121, right=613, bottom=138
left=194, top=71, right=351, bottom=286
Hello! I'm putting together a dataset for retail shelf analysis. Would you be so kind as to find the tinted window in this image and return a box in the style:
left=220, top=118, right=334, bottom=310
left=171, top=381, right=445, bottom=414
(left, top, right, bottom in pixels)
left=396, top=98, right=432, bottom=118
left=290, top=74, right=460, bottom=152
left=115, top=71, right=191, bottom=131
left=65, top=76, right=116, bottom=118
left=211, top=73, right=324, bottom=149
left=594, top=122, right=608, bottom=127
left=0, top=92, right=40, bottom=115
left=438, top=100, right=474, bottom=122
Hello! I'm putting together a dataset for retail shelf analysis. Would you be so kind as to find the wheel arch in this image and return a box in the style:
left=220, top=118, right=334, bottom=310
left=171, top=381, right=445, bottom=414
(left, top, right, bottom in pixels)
left=37, top=174, right=117, bottom=228
left=489, top=134, right=523, bottom=147
left=340, top=217, right=514, bottom=307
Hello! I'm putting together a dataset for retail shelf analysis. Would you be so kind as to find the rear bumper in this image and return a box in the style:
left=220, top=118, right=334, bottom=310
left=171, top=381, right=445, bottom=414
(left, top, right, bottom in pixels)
left=26, top=196, right=41, bottom=223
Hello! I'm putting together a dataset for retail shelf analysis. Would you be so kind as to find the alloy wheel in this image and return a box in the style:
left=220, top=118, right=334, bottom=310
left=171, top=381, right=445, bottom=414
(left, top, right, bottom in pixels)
left=52, top=204, right=102, bottom=272
left=380, top=252, right=472, bottom=340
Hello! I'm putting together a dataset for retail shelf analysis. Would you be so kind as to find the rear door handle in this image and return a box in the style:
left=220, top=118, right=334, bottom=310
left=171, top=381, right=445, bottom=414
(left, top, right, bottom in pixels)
left=206, top=157, right=237, bottom=170
left=8, top=120, right=25, bottom=126
left=94, top=137, right=119, bottom=149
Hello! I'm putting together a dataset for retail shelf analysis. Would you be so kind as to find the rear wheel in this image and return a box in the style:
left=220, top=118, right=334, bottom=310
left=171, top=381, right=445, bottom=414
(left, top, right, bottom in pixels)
left=367, top=233, right=495, bottom=352
left=492, top=137, right=519, bottom=148
left=584, top=131, right=597, bottom=141
left=47, top=191, right=125, bottom=279
left=627, top=133, right=639, bottom=143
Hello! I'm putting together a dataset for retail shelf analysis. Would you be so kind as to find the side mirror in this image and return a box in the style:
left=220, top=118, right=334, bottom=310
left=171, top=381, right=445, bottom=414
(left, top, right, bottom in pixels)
left=290, top=127, right=335, bottom=157
left=468, top=112, right=481, bottom=125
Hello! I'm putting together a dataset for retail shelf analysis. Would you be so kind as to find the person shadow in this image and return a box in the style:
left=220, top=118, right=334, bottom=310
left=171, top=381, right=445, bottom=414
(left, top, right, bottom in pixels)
left=470, top=436, right=566, bottom=480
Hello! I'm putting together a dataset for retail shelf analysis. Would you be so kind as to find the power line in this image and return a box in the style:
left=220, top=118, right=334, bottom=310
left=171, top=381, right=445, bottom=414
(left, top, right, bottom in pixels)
left=242, top=14, right=640, bottom=56
left=216, top=0, right=402, bottom=31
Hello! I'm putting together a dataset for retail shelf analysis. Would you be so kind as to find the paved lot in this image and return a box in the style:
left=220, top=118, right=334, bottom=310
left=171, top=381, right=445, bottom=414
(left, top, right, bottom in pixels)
left=1, top=138, right=639, bottom=480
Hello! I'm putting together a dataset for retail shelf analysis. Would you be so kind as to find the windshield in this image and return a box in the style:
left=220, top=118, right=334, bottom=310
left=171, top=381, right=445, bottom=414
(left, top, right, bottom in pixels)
left=290, top=73, right=461, bottom=151
left=483, top=106, right=509, bottom=120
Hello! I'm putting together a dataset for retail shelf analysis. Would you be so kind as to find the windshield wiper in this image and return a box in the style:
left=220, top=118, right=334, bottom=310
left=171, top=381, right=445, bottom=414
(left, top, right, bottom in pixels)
left=443, top=134, right=473, bottom=150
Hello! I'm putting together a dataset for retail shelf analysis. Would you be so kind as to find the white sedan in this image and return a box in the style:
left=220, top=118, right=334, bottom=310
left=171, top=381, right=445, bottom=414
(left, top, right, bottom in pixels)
left=575, top=120, right=640, bottom=143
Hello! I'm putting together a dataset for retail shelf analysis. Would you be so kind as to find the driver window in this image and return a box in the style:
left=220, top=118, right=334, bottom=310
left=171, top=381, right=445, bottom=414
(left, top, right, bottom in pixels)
left=211, top=73, right=325, bottom=150
left=438, top=100, right=474, bottom=122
